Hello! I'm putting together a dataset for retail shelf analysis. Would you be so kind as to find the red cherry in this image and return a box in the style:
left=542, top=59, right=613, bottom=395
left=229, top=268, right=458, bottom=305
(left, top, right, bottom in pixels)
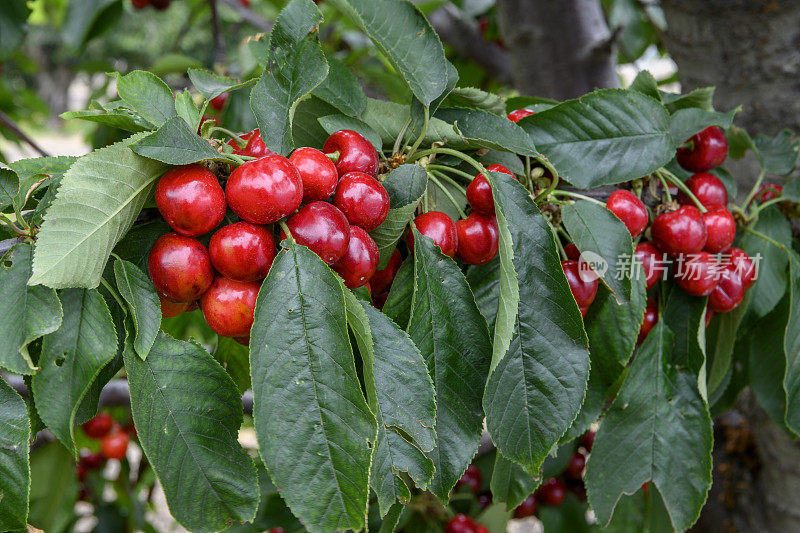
left=370, top=249, right=402, bottom=295
left=372, top=291, right=388, bottom=310
left=200, top=277, right=260, bottom=338
left=581, top=430, right=595, bottom=452
left=606, top=189, right=648, bottom=238
left=150, top=0, right=169, bottom=9
left=702, top=205, right=736, bottom=253
left=81, top=413, right=113, bottom=439
left=708, top=268, right=745, bottom=313
left=226, top=155, right=304, bottom=224
left=676, top=126, right=728, bottom=172
left=209, top=92, right=229, bottom=111
left=477, top=491, right=493, bottom=510
left=561, top=260, right=598, bottom=308
left=677, top=172, right=728, bottom=208
left=637, top=298, right=659, bottom=344
left=580, top=307, right=588, bottom=318
left=209, top=222, right=276, bottom=282
left=332, top=226, right=379, bottom=289
left=455, top=213, right=499, bottom=265
left=131, top=0, right=149, bottom=8
left=100, top=429, right=129, bottom=460
left=756, top=183, right=783, bottom=203
left=514, top=494, right=538, bottom=518
left=268, top=529, right=286, bottom=533
left=282, top=202, right=350, bottom=264
left=456, top=464, right=482, bottom=494
left=564, top=452, right=586, bottom=480
left=79, top=451, right=106, bottom=471
left=725, top=248, right=756, bottom=289
left=158, top=294, right=189, bottom=318
left=289, top=147, right=339, bottom=202
left=333, top=172, right=390, bottom=231
left=537, top=477, right=567, bottom=506
left=407, top=211, right=458, bottom=257
left=323, top=130, right=379, bottom=177
left=507, top=109, right=534, bottom=122
left=651, top=206, right=707, bottom=255
left=564, top=243, right=581, bottom=260
left=148, top=233, right=214, bottom=302
left=635, top=241, right=664, bottom=290
left=475, top=526, right=489, bottom=533
left=155, top=165, right=226, bottom=237
left=227, top=130, right=255, bottom=152
left=233, top=129, right=272, bottom=159
left=674, top=252, right=719, bottom=297
left=445, top=514, right=477, bottom=533
left=466, top=164, right=513, bottom=216
left=235, top=336, right=249, bottom=346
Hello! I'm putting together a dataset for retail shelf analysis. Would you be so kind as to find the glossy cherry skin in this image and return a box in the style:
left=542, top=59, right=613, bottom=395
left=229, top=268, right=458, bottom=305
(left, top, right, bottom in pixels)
left=676, top=126, right=729, bottom=172
left=651, top=206, right=707, bottom=255
left=726, top=247, right=756, bottom=289
left=537, top=477, right=567, bottom=506
left=201, top=277, right=260, bottom=338
left=507, top=109, right=534, bottom=122
left=100, top=430, right=129, bottom=460
left=581, top=430, right=595, bottom=452
left=564, top=452, right=586, bottom=480
left=289, top=147, right=339, bottom=202
left=445, top=514, right=477, bottom=533
left=155, top=164, right=226, bottom=236
left=677, top=172, right=728, bottom=208
left=332, top=226, right=379, bottom=289
left=209, top=92, right=229, bottom=111
left=606, top=189, right=648, bottom=237
left=407, top=211, right=458, bottom=257
left=466, top=164, right=513, bottom=215
left=370, top=248, right=402, bottom=295
left=226, top=154, right=304, bottom=224
left=282, top=202, right=350, bottom=264
left=562, top=260, right=598, bottom=308
left=674, top=251, right=719, bottom=297
left=233, top=129, right=272, bottom=158
left=333, top=172, right=390, bottom=231
left=82, top=413, right=113, bottom=439
left=455, top=213, right=499, bottom=265
left=514, top=494, right=538, bottom=518
left=635, top=241, right=663, bottom=290
left=148, top=233, right=214, bottom=302
left=323, top=130, right=380, bottom=177
left=158, top=294, right=189, bottom=318
left=209, top=222, right=276, bottom=282
left=638, top=298, right=659, bottom=344
left=564, top=242, right=581, bottom=260
left=703, top=205, right=736, bottom=253
left=708, top=268, right=745, bottom=313
left=456, top=464, right=482, bottom=494
left=756, top=183, right=783, bottom=203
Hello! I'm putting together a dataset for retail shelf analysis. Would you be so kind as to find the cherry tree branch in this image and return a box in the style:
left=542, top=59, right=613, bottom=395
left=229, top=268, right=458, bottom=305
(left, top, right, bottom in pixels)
left=0, top=110, right=50, bottom=158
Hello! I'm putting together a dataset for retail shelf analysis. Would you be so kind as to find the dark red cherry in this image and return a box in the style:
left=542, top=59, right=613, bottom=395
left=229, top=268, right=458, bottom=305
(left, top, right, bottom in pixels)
left=562, top=260, right=598, bottom=308
left=564, top=452, right=586, bottom=480
left=407, top=211, right=458, bottom=257
left=676, top=126, right=728, bottom=172
left=455, top=464, right=482, bottom=494
left=233, top=128, right=272, bottom=158
left=455, top=213, right=499, bottom=265
left=226, top=154, right=304, bottom=224
left=209, top=92, right=229, bottom=111
left=82, top=413, right=113, bottom=439
left=564, top=243, right=581, bottom=260
left=148, top=233, right=214, bottom=302
left=333, top=172, right=390, bottom=231
left=445, top=514, right=477, bottom=533
left=514, top=494, right=538, bottom=518
left=581, top=431, right=595, bottom=452
left=158, top=294, right=189, bottom=318
left=370, top=249, right=403, bottom=295
left=477, top=491, right=493, bottom=510
left=282, top=202, right=350, bottom=264
left=606, top=189, right=648, bottom=238
left=756, top=183, right=783, bottom=203
left=289, top=147, right=339, bottom=202
left=209, top=222, right=276, bottom=282
left=323, top=130, right=380, bottom=177
left=537, top=477, right=566, bottom=506
left=651, top=206, right=707, bottom=255
left=677, top=172, right=728, bottom=208
left=131, top=0, right=149, bottom=8
left=703, top=205, right=736, bottom=253
left=638, top=298, right=659, bottom=344
left=200, top=276, right=260, bottom=338
left=726, top=248, right=756, bottom=289
left=507, top=108, right=534, bottom=122
left=150, top=0, right=169, bottom=9
left=155, top=164, right=225, bottom=236
left=635, top=241, right=664, bottom=290
left=466, top=164, right=513, bottom=216
left=227, top=129, right=256, bottom=151
left=332, top=226, right=379, bottom=289
left=674, top=251, right=719, bottom=297
left=708, top=268, right=745, bottom=313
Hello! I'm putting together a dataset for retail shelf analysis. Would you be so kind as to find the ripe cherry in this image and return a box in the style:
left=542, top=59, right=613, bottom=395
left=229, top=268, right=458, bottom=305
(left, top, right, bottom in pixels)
left=209, top=92, right=229, bottom=111
left=100, top=429, right=129, bottom=460
left=477, top=491, right=493, bottom=510
left=323, top=130, right=380, bottom=177
left=606, top=189, right=648, bottom=237
left=333, top=172, right=390, bottom=231
left=289, top=147, right=339, bottom=202
left=756, top=183, right=783, bottom=203
left=445, top=514, right=477, bottom=533
left=580, top=430, right=595, bottom=452
left=148, top=233, right=214, bottom=302
left=331, top=226, right=379, bottom=289
left=507, top=109, right=534, bottom=122
left=514, top=494, right=538, bottom=518
left=677, top=172, right=728, bottom=208
left=282, top=202, right=350, bottom=264
left=651, top=206, right=707, bottom=255
left=236, top=129, right=272, bottom=158
left=638, top=298, right=659, bottom=344
left=455, top=213, right=499, bottom=265
left=407, top=211, right=458, bottom=257
left=79, top=451, right=106, bottom=471
left=466, top=164, right=513, bottom=216
left=580, top=307, right=588, bottom=318
left=131, top=0, right=149, bottom=8
left=537, top=477, right=567, bottom=506
left=228, top=129, right=256, bottom=152
left=200, top=277, right=260, bottom=338
left=726, top=248, right=756, bottom=289
left=209, top=222, right=276, bottom=282
left=268, top=529, right=286, bottom=533
left=708, top=268, right=745, bottom=313
left=564, top=242, right=581, bottom=260
left=456, top=464, right=482, bottom=494
left=226, top=154, right=304, bottom=224
left=369, top=248, right=402, bottom=295
left=372, top=291, right=388, bottom=310
left=561, top=260, right=598, bottom=308
left=158, top=294, right=189, bottom=318
left=155, top=164, right=226, bottom=236
left=635, top=241, right=664, bottom=290
left=150, top=0, right=169, bottom=10
left=676, top=126, right=729, bottom=172
left=82, top=413, right=113, bottom=439
left=703, top=205, right=736, bottom=253
left=564, top=452, right=586, bottom=480
left=674, top=251, right=719, bottom=297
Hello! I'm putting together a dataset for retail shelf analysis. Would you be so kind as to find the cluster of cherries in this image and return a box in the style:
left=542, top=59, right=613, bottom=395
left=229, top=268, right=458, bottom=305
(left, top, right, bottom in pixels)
left=130, top=0, right=170, bottom=10
left=76, top=413, right=134, bottom=485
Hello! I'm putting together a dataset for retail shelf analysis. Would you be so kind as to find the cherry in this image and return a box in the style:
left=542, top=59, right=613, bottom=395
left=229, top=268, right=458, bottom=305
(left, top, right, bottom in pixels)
left=703, top=205, right=736, bottom=253
left=564, top=452, right=586, bottom=480
left=200, top=277, right=260, bottom=338
left=331, top=226, right=379, bottom=289
left=581, top=430, right=595, bottom=452
left=155, top=164, right=226, bottom=237
left=635, top=241, right=664, bottom=290
left=131, top=0, right=149, bottom=8
left=705, top=310, right=716, bottom=327
left=226, top=154, right=304, bottom=224
left=455, top=213, right=499, bottom=265
left=235, top=336, right=249, bottom=346
left=708, top=268, right=745, bottom=313
left=333, top=172, right=390, bottom=231
left=756, top=183, right=783, bottom=203
left=82, top=413, right=113, bottom=439
left=228, top=129, right=255, bottom=151
left=726, top=248, right=756, bottom=289
left=209, top=92, right=229, bottom=111
left=677, top=172, right=728, bottom=208
left=475, top=525, right=489, bottom=533
left=580, top=307, right=588, bottom=318
left=466, top=164, right=513, bottom=216
left=445, top=514, right=477, bottom=533
left=606, top=189, right=648, bottom=237
left=477, top=491, right=493, bottom=510
left=209, top=222, right=276, bottom=282
left=100, top=429, right=129, bottom=460
left=537, top=477, right=566, bottom=506
left=282, top=202, right=350, bottom=264
left=514, top=494, right=538, bottom=518
left=369, top=248, right=402, bottom=295
left=674, top=251, right=719, bottom=297
left=507, top=109, right=534, bottom=122
left=638, top=298, right=659, bottom=344
left=150, top=0, right=169, bottom=10
left=564, top=242, right=581, bottom=260
left=561, top=260, right=598, bottom=308
left=323, top=130, right=380, bottom=177
left=289, top=147, right=339, bottom=202
left=268, top=529, right=286, bottom=533
left=566, top=479, right=588, bottom=502
left=233, top=129, right=272, bottom=158
left=148, top=233, right=214, bottom=302
left=676, top=126, right=728, bottom=172
left=407, top=211, right=458, bottom=257
left=158, top=294, right=189, bottom=318
left=651, top=206, right=707, bottom=255
left=372, top=291, right=388, bottom=310
left=79, top=451, right=106, bottom=471
left=456, top=464, right=482, bottom=494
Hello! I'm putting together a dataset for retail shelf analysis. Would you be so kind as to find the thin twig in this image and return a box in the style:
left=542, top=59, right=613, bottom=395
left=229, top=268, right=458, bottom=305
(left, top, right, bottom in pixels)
left=0, top=110, right=50, bottom=157
left=209, top=0, right=226, bottom=66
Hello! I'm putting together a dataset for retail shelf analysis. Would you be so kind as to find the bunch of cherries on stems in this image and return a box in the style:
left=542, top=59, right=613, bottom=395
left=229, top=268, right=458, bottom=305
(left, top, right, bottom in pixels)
left=76, top=412, right=135, bottom=494
left=130, top=0, right=170, bottom=10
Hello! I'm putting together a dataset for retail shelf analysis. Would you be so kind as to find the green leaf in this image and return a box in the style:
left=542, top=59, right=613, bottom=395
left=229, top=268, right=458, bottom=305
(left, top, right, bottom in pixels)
left=360, top=98, right=468, bottom=150
left=29, top=134, right=169, bottom=288
left=31, top=288, right=116, bottom=454
left=292, top=96, right=341, bottom=149
left=0, top=0, right=29, bottom=60
left=629, top=71, right=661, bottom=101
left=661, top=86, right=715, bottom=113
left=27, top=441, right=77, bottom=531
left=61, top=0, right=121, bottom=49
left=0, top=376, right=30, bottom=531
left=782, top=252, right=800, bottom=433
left=519, top=89, right=675, bottom=188
left=112, top=219, right=172, bottom=272
left=490, top=453, right=538, bottom=509
left=213, top=336, right=251, bottom=395
left=585, top=321, right=713, bottom=531
left=753, top=129, right=800, bottom=176
left=132, top=116, right=222, bottom=165
left=662, top=283, right=707, bottom=374
left=407, top=228, right=491, bottom=500
left=188, top=69, right=257, bottom=101
left=318, top=114, right=382, bottom=151
left=0, top=244, right=63, bottom=374
left=706, top=291, right=751, bottom=398
left=329, top=0, right=449, bottom=106
left=0, top=168, right=16, bottom=212
left=312, top=51, right=367, bottom=117
left=669, top=107, right=738, bottom=145
left=115, top=70, right=177, bottom=128
left=436, top=108, right=538, bottom=157
left=604, top=489, right=674, bottom=533
left=381, top=257, right=413, bottom=329
left=467, top=258, right=501, bottom=334
left=370, top=164, right=427, bottom=268
left=250, top=241, right=377, bottom=532
left=174, top=89, right=202, bottom=132
left=125, top=331, right=259, bottom=532
left=270, top=0, right=323, bottom=50
left=59, top=109, right=151, bottom=132
left=114, top=258, right=160, bottom=359
left=410, top=62, right=459, bottom=133
left=150, top=53, right=203, bottom=76
left=443, top=87, right=506, bottom=116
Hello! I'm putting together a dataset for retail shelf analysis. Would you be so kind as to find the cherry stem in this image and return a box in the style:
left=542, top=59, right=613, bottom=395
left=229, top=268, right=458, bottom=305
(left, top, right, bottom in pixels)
left=533, top=172, right=560, bottom=204
left=742, top=167, right=767, bottom=214
left=0, top=215, right=28, bottom=237
left=224, top=153, right=247, bottom=167
left=325, top=151, right=340, bottom=163
left=99, top=277, right=126, bottom=311
left=749, top=196, right=785, bottom=219
left=409, top=148, right=491, bottom=183
left=392, top=117, right=412, bottom=155
left=548, top=220, right=568, bottom=261
left=209, top=126, right=244, bottom=144
left=278, top=221, right=294, bottom=242
left=427, top=171, right=467, bottom=219
left=657, top=169, right=707, bottom=213
left=741, top=225, right=787, bottom=251
left=407, top=106, right=430, bottom=159
left=549, top=189, right=605, bottom=207
left=426, top=164, right=474, bottom=183
left=653, top=171, right=673, bottom=203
